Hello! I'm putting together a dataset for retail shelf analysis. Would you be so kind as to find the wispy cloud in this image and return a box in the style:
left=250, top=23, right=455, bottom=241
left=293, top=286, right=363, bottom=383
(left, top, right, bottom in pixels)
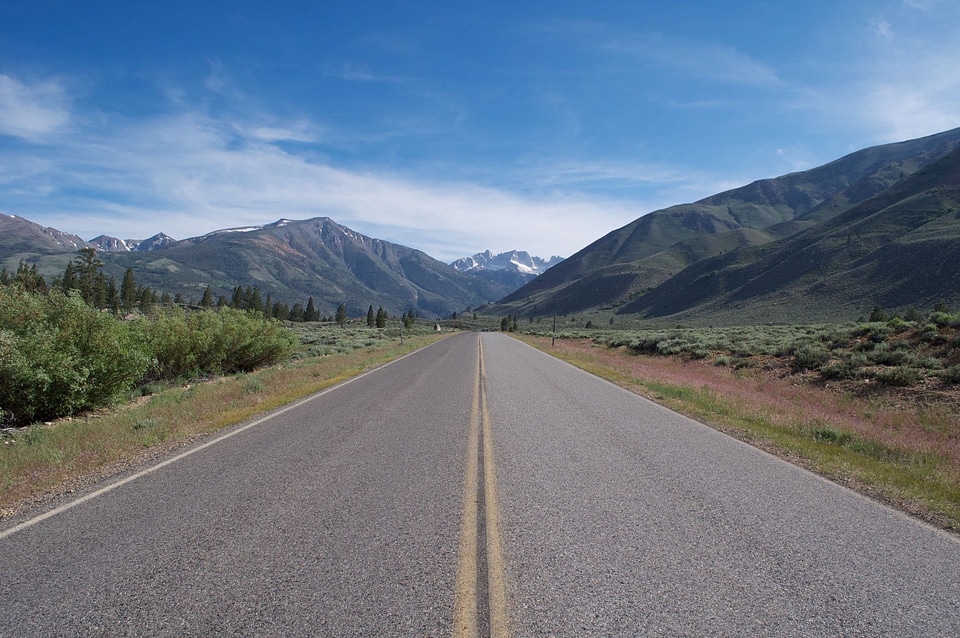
left=0, top=74, right=648, bottom=262
left=603, top=32, right=782, bottom=88
left=870, top=18, right=893, bottom=39
left=0, top=74, right=72, bottom=141
left=855, top=5, right=960, bottom=141
left=541, top=21, right=781, bottom=88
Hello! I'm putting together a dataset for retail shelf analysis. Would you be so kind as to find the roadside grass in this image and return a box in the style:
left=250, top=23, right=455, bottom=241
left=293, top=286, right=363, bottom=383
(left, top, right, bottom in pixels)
left=515, top=334, right=960, bottom=533
left=0, top=328, right=446, bottom=517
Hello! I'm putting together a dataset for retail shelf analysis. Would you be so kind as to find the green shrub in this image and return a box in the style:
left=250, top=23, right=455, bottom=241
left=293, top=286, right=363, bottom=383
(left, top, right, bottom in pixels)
left=0, top=287, right=152, bottom=425
left=915, top=356, right=943, bottom=370
left=929, top=312, right=955, bottom=328
left=820, top=360, right=860, bottom=380
left=146, top=307, right=295, bottom=380
left=874, top=366, right=921, bottom=387
left=918, top=324, right=939, bottom=343
left=791, top=344, right=830, bottom=372
left=887, top=317, right=910, bottom=333
left=943, top=365, right=960, bottom=384
left=867, top=344, right=910, bottom=366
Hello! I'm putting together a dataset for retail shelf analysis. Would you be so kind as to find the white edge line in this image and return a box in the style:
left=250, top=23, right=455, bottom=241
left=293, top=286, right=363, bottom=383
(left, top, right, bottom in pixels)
left=0, top=338, right=445, bottom=541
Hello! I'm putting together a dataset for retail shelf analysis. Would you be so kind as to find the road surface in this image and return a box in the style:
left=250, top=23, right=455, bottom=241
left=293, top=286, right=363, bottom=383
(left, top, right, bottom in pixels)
left=2, top=331, right=958, bottom=636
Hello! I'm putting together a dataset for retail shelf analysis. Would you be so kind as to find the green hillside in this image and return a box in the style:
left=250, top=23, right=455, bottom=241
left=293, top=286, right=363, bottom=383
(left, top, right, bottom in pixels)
left=619, top=145, right=960, bottom=324
left=493, top=127, right=960, bottom=320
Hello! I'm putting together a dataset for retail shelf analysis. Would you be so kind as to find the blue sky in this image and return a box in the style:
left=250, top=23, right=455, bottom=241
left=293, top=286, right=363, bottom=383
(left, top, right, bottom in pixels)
left=1, top=1, right=959, bottom=262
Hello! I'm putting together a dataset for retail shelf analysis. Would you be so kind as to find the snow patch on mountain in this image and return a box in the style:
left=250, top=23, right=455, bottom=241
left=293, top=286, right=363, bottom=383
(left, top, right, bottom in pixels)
left=450, top=250, right=563, bottom=276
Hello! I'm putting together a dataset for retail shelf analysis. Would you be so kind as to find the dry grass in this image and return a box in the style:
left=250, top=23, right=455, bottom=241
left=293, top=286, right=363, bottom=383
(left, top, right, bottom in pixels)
left=516, top=334, right=960, bottom=534
left=0, top=333, right=445, bottom=518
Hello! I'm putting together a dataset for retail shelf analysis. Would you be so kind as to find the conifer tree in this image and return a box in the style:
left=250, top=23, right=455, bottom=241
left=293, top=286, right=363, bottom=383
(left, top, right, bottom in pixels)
left=106, top=277, right=120, bottom=313
left=139, top=287, right=154, bottom=312
left=73, top=247, right=104, bottom=306
left=306, top=297, right=317, bottom=322
left=16, top=261, right=48, bottom=294
left=61, top=262, right=79, bottom=293
left=120, top=268, right=137, bottom=312
left=249, top=286, right=263, bottom=313
left=289, top=302, right=305, bottom=322
left=200, top=286, right=214, bottom=308
left=335, top=303, right=348, bottom=327
left=367, top=304, right=375, bottom=327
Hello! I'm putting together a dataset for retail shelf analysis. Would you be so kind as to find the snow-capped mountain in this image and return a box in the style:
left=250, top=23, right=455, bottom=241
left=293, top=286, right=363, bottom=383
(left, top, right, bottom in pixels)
left=88, top=232, right=177, bottom=252
left=128, top=233, right=177, bottom=251
left=450, top=250, right=563, bottom=276
left=89, top=235, right=132, bottom=252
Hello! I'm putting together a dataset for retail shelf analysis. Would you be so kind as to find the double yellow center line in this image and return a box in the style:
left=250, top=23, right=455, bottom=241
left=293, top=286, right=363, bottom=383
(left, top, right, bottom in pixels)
left=453, top=335, right=509, bottom=638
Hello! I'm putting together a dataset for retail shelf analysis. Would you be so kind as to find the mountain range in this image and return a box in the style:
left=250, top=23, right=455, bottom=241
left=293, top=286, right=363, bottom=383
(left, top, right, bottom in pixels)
left=449, top=250, right=563, bottom=289
left=490, top=126, right=960, bottom=324
left=4, top=126, right=960, bottom=324
left=0, top=215, right=528, bottom=317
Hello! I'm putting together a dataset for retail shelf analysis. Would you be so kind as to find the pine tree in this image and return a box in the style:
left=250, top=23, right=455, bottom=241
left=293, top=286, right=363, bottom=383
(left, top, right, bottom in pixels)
left=120, top=268, right=137, bottom=312
left=376, top=307, right=387, bottom=328
left=15, top=261, right=48, bottom=294
left=289, top=302, right=305, bottom=322
left=200, top=286, right=214, bottom=308
left=107, top=277, right=120, bottom=314
left=367, top=304, right=375, bottom=327
left=73, top=247, right=104, bottom=306
left=249, top=286, right=263, bottom=313
left=263, top=293, right=273, bottom=319
left=140, top=287, right=154, bottom=312
left=231, top=286, right=244, bottom=309
left=61, top=262, right=79, bottom=293
left=306, top=297, right=317, bottom=322
left=335, top=303, right=348, bottom=327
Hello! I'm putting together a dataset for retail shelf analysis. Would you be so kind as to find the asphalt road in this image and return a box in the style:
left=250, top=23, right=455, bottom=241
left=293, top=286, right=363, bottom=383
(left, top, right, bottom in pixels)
left=2, top=331, right=959, bottom=637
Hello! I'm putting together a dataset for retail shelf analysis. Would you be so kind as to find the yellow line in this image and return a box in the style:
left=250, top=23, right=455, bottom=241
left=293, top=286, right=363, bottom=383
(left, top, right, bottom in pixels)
left=479, top=338, right=510, bottom=638
left=452, top=343, right=481, bottom=638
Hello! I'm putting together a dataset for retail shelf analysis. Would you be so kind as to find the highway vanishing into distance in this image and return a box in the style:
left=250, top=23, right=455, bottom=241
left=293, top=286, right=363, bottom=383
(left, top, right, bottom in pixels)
left=2, top=332, right=959, bottom=636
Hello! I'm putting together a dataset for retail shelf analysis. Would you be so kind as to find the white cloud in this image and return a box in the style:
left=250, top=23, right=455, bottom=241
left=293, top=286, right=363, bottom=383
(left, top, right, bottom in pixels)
left=857, top=14, right=960, bottom=141
left=0, top=101, right=650, bottom=261
left=0, top=74, right=71, bottom=141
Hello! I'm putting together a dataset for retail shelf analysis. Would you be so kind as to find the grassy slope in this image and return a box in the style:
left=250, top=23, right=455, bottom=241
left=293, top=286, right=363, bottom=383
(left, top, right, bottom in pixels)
left=621, top=147, right=960, bottom=324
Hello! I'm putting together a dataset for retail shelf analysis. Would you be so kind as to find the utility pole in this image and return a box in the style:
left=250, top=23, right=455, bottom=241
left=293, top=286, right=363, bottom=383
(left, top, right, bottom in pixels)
left=552, top=316, right=556, bottom=347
